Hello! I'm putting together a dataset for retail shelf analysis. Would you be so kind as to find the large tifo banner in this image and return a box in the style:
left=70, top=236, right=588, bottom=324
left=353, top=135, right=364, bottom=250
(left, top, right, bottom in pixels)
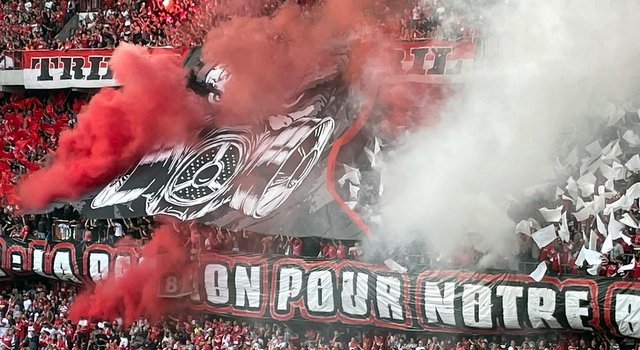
left=21, top=48, right=185, bottom=89
left=77, top=40, right=477, bottom=240
left=1, top=235, right=639, bottom=339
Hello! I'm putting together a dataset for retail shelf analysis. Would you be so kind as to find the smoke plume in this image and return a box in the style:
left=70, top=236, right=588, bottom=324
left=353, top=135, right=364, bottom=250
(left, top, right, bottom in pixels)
left=69, top=224, right=191, bottom=324
left=19, top=44, right=205, bottom=209
left=381, top=0, right=640, bottom=263
left=200, top=0, right=396, bottom=125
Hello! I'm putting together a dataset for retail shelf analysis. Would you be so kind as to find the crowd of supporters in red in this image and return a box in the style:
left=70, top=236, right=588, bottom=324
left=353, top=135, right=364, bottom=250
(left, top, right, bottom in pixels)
left=0, top=92, right=86, bottom=208
left=0, top=280, right=617, bottom=350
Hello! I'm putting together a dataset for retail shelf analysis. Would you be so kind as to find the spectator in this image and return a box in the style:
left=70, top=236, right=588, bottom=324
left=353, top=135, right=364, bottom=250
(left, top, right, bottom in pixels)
left=0, top=51, right=14, bottom=70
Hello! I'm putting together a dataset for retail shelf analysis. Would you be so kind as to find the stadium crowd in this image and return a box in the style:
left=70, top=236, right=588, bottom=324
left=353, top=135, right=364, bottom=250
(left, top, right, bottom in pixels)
left=0, top=280, right=617, bottom=350
left=0, top=92, right=85, bottom=208
left=0, top=0, right=482, bottom=64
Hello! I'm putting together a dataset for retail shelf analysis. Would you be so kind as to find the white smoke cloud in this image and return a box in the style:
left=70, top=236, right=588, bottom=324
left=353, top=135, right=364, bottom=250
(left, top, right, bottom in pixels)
left=380, top=0, right=640, bottom=261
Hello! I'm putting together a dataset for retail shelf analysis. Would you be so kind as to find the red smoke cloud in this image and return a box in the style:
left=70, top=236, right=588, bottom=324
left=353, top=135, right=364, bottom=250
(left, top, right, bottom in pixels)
left=69, top=224, right=192, bottom=324
left=18, top=44, right=205, bottom=209
left=201, top=0, right=399, bottom=125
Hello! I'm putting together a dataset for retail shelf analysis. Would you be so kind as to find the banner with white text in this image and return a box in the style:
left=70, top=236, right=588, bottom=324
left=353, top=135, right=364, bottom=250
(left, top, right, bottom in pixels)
left=2, top=237, right=637, bottom=338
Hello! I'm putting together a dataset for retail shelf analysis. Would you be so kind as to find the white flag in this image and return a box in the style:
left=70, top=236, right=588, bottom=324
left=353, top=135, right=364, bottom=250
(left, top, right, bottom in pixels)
left=601, top=233, right=614, bottom=254
left=608, top=212, right=625, bottom=238
left=576, top=197, right=586, bottom=211
left=577, top=173, right=597, bottom=197
left=575, top=247, right=602, bottom=267
left=587, top=264, right=601, bottom=276
left=608, top=212, right=632, bottom=245
left=605, top=179, right=615, bottom=192
left=618, top=258, right=636, bottom=273
left=620, top=213, right=640, bottom=229
left=602, top=140, right=622, bottom=161
left=627, top=182, right=640, bottom=200
left=586, top=247, right=604, bottom=266
left=348, top=183, right=360, bottom=200
left=585, top=140, right=602, bottom=157
left=623, top=130, right=640, bottom=147
left=565, top=176, right=579, bottom=200
left=626, top=154, right=640, bottom=172
left=539, top=206, right=563, bottom=223
left=589, top=230, right=599, bottom=250
left=532, top=225, right=557, bottom=248
left=558, top=212, right=570, bottom=242
left=515, top=219, right=533, bottom=236
left=596, top=214, right=607, bottom=236
left=384, top=259, right=407, bottom=274
left=604, top=195, right=633, bottom=215
left=573, top=206, right=592, bottom=222
left=591, top=195, right=606, bottom=214
left=529, top=261, right=548, bottom=282
left=338, top=164, right=361, bottom=186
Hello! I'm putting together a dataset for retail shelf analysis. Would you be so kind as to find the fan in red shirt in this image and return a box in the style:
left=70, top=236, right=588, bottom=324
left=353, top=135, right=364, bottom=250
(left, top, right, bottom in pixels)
left=362, top=336, right=372, bottom=350
left=601, top=260, right=619, bottom=277
left=348, top=337, right=361, bottom=350
left=56, top=334, right=68, bottom=350
left=0, top=329, right=13, bottom=350
left=336, top=241, right=348, bottom=259
left=632, top=253, right=640, bottom=279
left=326, top=242, right=338, bottom=259
left=290, top=237, right=302, bottom=257
left=540, top=245, right=561, bottom=273
left=374, top=336, right=384, bottom=350
left=559, top=244, right=577, bottom=274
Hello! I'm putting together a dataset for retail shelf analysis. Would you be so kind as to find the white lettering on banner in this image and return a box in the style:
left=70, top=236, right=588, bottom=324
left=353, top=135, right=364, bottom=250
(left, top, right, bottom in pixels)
left=32, top=248, right=49, bottom=278
left=307, top=270, right=335, bottom=313
left=52, top=251, right=81, bottom=283
left=341, top=271, right=369, bottom=316
left=423, top=282, right=456, bottom=325
left=235, top=266, right=261, bottom=309
left=615, top=294, right=640, bottom=338
left=204, top=264, right=230, bottom=304
left=88, top=252, right=110, bottom=282
left=376, top=276, right=404, bottom=321
left=565, top=291, right=591, bottom=331
left=496, top=285, right=523, bottom=329
left=527, top=288, right=561, bottom=328
left=114, top=255, right=131, bottom=279
left=276, top=268, right=303, bottom=311
left=462, top=284, right=492, bottom=329
left=11, top=252, right=22, bottom=271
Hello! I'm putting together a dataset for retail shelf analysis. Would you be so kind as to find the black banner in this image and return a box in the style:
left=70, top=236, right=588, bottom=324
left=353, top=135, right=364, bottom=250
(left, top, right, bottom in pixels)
left=187, top=253, right=640, bottom=339
left=1, top=237, right=640, bottom=338
left=0, top=237, right=140, bottom=283
left=74, top=40, right=477, bottom=240
left=79, top=67, right=367, bottom=240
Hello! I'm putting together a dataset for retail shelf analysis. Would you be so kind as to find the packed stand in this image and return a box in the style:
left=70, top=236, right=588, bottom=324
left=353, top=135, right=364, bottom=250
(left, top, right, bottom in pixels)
left=400, top=0, right=483, bottom=41
left=0, top=0, right=483, bottom=58
left=514, top=105, right=640, bottom=280
left=0, top=0, right=78, bottom=54
left=0, top=91, right=86, bottom=241
left=0, top=280, right=620, bottom=350
left=0, top=92, right=84, bottom=208
left=69, top=0, right=200, bottom=49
